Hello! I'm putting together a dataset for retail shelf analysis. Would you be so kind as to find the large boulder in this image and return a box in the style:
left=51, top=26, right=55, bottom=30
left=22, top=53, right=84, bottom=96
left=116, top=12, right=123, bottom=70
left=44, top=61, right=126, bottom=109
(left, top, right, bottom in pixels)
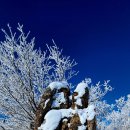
left=34, top=81, right=96, bottom=130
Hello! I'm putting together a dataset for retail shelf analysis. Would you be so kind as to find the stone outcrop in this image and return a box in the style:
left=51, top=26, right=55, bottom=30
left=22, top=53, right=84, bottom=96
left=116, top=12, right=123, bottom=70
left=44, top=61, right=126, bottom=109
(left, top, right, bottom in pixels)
left=34, top=88, right=55, bottom=130
left=34, top=82, right=96, bottom=130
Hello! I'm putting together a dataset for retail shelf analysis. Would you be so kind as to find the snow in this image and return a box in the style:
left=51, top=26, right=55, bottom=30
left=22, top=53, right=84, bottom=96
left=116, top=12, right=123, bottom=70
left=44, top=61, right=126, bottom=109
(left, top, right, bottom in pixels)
left=127, top=94, right=130, bottom=98
left=75, top=98, right=82, bottom=106
left=62, top=118, right=68, bottom=122
left=39, top=105, right=96, bottom=130
left=74, top=82, right=88, bottom=98
left=60, top=109, right=73, bottom=118
left=43, top=99, right=50, bottom=109
left=52, top=92, right=66, bottom=108
left=48, top=81, right=68, bottom=90
left=69, top=95, right=72, bottom=100
left=38, top=110, right=62, bottom=130
left=78, top=104, right=96, bottom=124
left=85, top=104, right=95, bottom=120
left=78, top=125, right=86, bottom=130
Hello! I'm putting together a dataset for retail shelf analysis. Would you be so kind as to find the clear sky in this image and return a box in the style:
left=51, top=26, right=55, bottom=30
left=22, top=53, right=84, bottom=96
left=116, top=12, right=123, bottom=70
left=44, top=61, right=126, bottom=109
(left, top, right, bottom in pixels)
left=0, top=0, right=130, bottom=103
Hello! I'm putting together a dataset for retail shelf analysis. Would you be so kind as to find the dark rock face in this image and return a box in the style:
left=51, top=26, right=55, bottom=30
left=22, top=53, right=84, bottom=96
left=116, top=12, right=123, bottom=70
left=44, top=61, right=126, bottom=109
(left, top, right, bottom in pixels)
left=87, top=117, right=96, bottom=130
left=82, top=88, right=89, bottom=108
left=34, top=88, right=55, bottom=130
left=69, top=114, right=81, bottom=130
left=34, top=84, right=96, bottom=130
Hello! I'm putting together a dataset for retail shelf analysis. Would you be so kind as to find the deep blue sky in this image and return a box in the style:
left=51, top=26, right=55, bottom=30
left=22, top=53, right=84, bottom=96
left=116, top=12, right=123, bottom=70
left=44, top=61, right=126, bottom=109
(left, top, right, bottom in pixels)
left=0, top=0, right=130, bottom=103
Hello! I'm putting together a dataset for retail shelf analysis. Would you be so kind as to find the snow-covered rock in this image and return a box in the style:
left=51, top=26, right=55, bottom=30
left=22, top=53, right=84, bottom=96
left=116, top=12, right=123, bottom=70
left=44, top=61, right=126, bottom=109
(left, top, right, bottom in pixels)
left=34, top=81, right=96, bottom=130
left=38, top=106, right=96, bottom=130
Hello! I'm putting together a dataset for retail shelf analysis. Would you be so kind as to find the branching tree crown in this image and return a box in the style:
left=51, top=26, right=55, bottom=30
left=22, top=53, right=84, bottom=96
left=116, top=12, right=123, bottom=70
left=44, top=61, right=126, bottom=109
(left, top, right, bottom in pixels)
left=0, top=24, right=78, bottom=129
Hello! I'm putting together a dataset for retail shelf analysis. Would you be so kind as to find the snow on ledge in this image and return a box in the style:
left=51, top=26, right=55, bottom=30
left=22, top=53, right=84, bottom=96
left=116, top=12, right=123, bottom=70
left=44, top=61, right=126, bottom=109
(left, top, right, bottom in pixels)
left=48, top=81, right=69, bottom=90
left=74, top=82, right=88, bottom=98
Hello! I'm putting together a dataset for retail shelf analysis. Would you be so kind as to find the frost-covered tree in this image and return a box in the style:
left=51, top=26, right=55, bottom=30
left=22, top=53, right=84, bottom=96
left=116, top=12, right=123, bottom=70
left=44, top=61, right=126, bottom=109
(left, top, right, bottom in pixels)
left=103, top=94, right=130, bottom=130
left=0, top=24, right=78, bottom=130
left=94, top=93, right=130, bottom=130
left=81, top=79, right=113, bottom=130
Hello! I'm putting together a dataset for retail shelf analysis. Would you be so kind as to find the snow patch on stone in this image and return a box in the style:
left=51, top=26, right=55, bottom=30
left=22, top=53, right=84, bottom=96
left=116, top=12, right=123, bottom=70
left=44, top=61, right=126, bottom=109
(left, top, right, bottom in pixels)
left=48, top=81, right=68, bottom=90
left=43, top=99, right=50, bottom=109
left=38, top=110, right=62, bottom=130
left=75, top=98, right=82, bottom=106
left=74, top=82, right=88, bottom=98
